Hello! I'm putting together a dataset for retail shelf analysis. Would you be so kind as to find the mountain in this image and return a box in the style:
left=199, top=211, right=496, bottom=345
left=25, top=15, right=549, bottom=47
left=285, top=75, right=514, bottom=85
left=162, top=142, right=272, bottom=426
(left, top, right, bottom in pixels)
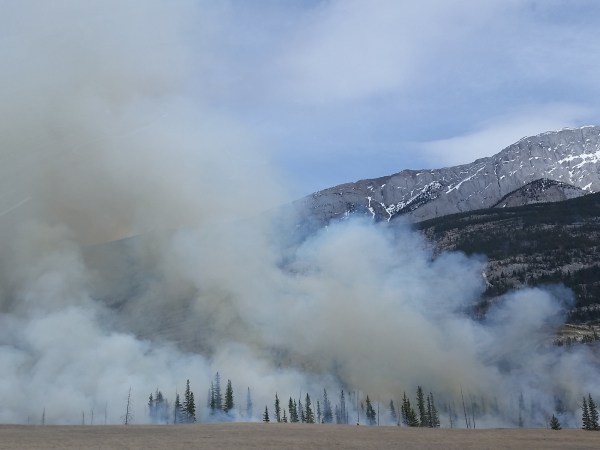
left=492, top=178, right=587, bottom=208
left=296, top=126, right=600, bottom=224
left=417, top=191, right=600, bottom=335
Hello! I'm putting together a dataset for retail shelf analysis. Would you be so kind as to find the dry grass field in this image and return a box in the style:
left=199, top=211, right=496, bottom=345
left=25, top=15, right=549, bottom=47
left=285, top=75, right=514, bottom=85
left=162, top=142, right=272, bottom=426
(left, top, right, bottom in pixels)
left=1, top=423, right=599, bottom=449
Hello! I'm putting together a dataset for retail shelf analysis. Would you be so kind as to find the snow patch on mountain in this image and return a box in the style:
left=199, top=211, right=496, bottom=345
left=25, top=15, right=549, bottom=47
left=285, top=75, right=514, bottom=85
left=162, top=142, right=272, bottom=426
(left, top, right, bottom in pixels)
left=297, top=126, right=600, bottom=224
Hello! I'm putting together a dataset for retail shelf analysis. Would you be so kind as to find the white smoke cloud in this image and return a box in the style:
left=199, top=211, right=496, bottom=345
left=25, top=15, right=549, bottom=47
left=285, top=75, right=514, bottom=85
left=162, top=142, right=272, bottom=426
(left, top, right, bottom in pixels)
left=0, top=0, right=598, bottom=428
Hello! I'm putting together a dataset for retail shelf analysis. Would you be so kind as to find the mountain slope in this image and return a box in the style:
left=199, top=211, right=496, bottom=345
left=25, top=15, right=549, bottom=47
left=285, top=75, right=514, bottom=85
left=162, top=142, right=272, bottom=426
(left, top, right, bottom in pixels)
left=297, top=126, right=600, bottom=224
left=417, top=192, right=600, bottom=326
left=492, top=178, right=587, bottom=208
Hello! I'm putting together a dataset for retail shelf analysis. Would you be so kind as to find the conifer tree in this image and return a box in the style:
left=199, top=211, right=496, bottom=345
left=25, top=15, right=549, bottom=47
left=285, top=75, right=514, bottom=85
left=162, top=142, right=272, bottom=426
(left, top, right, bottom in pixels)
left=224, top=379, right=234, bottom=414
left=209, top=382, right=216, bottom=414
left=365, top=396, right=376, bottom=425
left=416, top=386, right=426, bottom=427
left=322, top=389, right=333, bottom=424
left=263, top=405, right=270, bottom=423
left=298, top=398, right=305, bottom=423
left=148, top=393, right=154, bottom=420
left=174, top=393, right=182, bottom=424
left=274, top=394, right=281, bottom=423
left=214, top=373, right=222, bottom=411
left=182, top=380, right=196, bottom=423
left=289, top=398, right=298, bottom=423
left=305, top=393, right=315, bottom=423
left=582, top=396, right=591, bottom=430
left=288, top=397, right=298, bottom=423
left=155, top=390, right=167, bottom=423
left=549, top=414, right=561, bottom=430
left=282, top=409, right=288, bottom=423
left=340, top=390, right=347, bottom=424
left=401, top=393, right=409, bottom=426
left=401, top=392, right=419, bottom=427
left=246, top=387, right=253, bottom=420
left=588, top=394, right=599, bottom=430
left=316, top=400, right=321, bottom=424
left=426, top=394, right=433, bottom=427
left=518, top=392, right=525, bottom=428
left=428, top=393, right=440, bottom=428
left=389, top=400, right=397, bottom=425
left=188, top=392, right=196, bottom=423
left=288, top=397, right=295, bottom=423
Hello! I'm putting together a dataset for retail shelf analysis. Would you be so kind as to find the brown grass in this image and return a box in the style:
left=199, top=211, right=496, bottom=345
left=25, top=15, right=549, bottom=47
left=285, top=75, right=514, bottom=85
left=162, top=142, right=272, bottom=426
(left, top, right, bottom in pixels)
left=1, top=423, right=598, bottom=449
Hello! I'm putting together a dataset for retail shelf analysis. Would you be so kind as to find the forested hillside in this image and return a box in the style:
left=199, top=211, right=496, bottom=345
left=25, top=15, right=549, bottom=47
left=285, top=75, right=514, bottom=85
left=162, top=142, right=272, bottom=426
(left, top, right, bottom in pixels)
left=418, top=192, right=600, bottom=327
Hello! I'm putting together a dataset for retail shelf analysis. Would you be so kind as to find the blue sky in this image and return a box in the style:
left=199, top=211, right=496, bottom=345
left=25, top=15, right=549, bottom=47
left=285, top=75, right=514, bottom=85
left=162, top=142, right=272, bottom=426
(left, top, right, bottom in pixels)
left=3, top=0, right=600, bottom=199
left=182, top=0, right=600, bottom=196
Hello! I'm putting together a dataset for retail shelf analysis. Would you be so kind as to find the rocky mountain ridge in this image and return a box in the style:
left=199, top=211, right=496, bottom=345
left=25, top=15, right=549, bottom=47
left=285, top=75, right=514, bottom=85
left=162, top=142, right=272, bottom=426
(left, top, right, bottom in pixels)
left=296, top=126, right=600, bottom=224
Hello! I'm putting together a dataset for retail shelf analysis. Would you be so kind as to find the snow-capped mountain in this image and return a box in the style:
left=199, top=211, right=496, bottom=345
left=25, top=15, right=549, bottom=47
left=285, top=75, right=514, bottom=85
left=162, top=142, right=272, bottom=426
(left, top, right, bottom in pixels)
left=296, top=126, right=600, bottom=224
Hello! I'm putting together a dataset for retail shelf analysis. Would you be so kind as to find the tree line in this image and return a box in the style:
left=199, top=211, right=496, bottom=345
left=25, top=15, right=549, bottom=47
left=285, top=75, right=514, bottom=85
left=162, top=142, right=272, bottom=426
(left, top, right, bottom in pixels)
left=143, top=374, right=600, bottom=431
left=146, top=374, right=441, bottom=428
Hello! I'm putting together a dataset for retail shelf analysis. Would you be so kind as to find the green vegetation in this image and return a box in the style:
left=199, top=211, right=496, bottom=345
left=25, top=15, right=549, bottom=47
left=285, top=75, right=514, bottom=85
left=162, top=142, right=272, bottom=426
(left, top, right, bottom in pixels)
left=417, top=192, right=600, bottom=324
left=549, top=414, right=561, bottom=430
left=143, top=376, right=595, bottom=431
left=582, top=394, right=600, bottom=431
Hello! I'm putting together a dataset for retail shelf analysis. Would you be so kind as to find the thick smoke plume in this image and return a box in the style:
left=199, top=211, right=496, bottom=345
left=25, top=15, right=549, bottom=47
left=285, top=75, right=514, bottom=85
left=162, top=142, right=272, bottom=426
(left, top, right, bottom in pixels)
left=0, top=1, right=598, bottom=427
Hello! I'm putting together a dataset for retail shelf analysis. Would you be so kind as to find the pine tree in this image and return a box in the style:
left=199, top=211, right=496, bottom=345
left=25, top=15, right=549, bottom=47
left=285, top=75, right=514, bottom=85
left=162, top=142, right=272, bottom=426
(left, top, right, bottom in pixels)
left=518, top=392, right=525, bottom=428
left=340, top=390, right=347, bottom=424
left=174, top=393, right=182, bottom=424
left=427, top=393, right=440, bottom=428
left=426, top=394, right=432, bottom=427
left=549, top=414, right=562, bottom=430
left=416, top=386, right=426, bottom=427
left=263, top=405, right=270, bottom=423
left=182, top=380, right=196, bottom=423
left=224, top=379, right=234, bottom=414
left=401, top=393, right=409, bottom=425
left=322, top=389, right=333, bottom=423
left=148, top=393, right=154, bottom=421
left=282, top=409, right=288, bottom=423
left=588, top=394, right=599, bottom=430
left=365, top=396, right=376, bottom=426
left=582, top=396, right=591, bottom=430
left=389, top=400, right=397, bottom=425
left=246, top=387, right=253, bottom=420
left=401, top=392, right=419, bottom=427
left=214, top=373, right=222, bottom=411
left=274, top=394, right=281, bottom=423
left=316, top=400, right=321, bottom=424
left=155, top=390, right=167, bottom=424
left=289, top=398, right=298, bottom=423
left=209, top=382, right=216, bottom=414
left=288, top=397, right=295, bottom=423
left=188, top=392, right=196, bottom=422
left=298, top=398, right=305, bottom=423
left=305, top=393, right=315, bottom=423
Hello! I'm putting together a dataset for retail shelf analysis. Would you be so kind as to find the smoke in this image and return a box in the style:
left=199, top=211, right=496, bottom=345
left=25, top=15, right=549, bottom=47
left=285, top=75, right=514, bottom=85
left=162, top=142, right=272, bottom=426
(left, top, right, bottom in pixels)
left=0, top=1, right=598, bottom=427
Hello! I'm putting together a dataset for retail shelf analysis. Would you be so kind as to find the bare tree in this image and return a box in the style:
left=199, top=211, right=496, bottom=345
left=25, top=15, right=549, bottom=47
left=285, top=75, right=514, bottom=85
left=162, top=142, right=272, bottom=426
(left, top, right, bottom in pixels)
left=123, top=387, right=133, bottom=425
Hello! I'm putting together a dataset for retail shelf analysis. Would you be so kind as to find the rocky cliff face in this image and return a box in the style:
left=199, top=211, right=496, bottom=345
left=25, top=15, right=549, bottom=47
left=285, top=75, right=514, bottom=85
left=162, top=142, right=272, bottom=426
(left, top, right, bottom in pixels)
left=297, top=126, right=600, bottom=224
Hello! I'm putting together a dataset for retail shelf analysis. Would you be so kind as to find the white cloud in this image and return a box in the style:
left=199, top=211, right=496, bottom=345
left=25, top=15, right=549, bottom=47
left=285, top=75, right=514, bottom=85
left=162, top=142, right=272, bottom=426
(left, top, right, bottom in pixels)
left=273, top=0, right=511, bottom=104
